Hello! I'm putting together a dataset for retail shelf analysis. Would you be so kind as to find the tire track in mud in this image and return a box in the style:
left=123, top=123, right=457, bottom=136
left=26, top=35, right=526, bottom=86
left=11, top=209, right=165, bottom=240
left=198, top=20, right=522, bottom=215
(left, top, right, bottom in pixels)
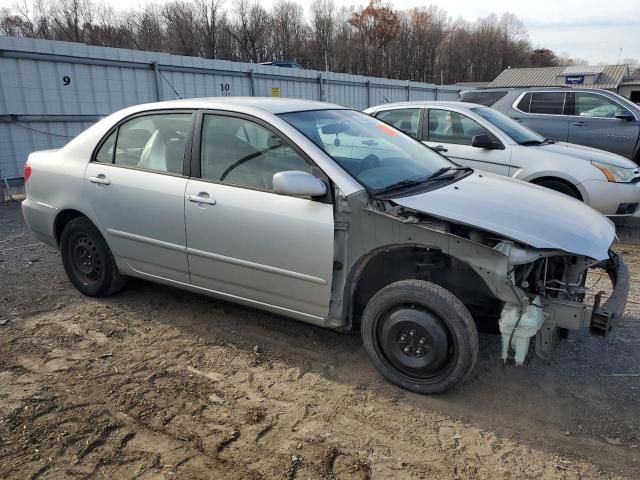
left=0, top=302, right=626, bottom=479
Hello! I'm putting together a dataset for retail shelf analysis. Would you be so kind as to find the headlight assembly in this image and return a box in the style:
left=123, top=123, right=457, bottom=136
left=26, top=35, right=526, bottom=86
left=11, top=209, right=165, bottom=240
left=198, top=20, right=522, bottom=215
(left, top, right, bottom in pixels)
left=591, top=161, right=636, bottom=183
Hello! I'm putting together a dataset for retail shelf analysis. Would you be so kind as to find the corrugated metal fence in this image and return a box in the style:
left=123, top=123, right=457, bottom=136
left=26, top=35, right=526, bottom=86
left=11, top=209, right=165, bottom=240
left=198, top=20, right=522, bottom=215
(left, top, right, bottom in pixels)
left=0, top=36, right=460, bottom=183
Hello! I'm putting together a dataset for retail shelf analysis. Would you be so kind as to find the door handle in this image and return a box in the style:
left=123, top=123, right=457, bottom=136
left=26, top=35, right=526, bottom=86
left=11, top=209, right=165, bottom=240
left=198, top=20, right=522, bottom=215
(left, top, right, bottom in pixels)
left=572, top=121, right=585, bottom=127
left=513, top=117, right=522, bottom=123
left=187, top=194, right=216, bottom=205
left=89, top=175, right=110, bottom=185
left=432, top=145, right=448, bottom=153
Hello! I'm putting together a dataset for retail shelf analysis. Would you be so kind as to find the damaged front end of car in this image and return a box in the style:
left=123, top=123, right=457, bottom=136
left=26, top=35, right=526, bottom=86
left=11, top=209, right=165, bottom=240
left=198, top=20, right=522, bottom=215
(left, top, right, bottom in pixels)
left=493, top=242, right=629, bottom=363
left=384, top=201, right=629, bottom=363
left=331, top=185, right=629, bottom=366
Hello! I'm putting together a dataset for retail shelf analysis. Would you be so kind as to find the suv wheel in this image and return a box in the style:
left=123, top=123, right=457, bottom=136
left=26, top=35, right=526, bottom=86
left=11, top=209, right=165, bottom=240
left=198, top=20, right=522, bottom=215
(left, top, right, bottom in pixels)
left=361, top=280, right=479, bottom=394
left=60, top=217, right=127, bottom=297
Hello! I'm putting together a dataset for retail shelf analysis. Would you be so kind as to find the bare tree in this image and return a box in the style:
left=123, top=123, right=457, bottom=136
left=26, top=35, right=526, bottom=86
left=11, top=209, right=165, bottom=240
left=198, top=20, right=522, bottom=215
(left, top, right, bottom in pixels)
left=271, top=0, right=306, bottom=61
left=1, top=0, right=49, bottom=38
left=0, top=0, right=576, bottom=83
left=125, top=4, right=164, bottom=52
left=195, top=0, right=224, bottom=58
left=162, top=2, right=199, bottom=56
left=349, top=0, right=400, bottom=76
left=310, top=0, right=335, bottom=70
left=228, top=0, right=272, bottom=63
left=50, top=0, right=93, bottom=42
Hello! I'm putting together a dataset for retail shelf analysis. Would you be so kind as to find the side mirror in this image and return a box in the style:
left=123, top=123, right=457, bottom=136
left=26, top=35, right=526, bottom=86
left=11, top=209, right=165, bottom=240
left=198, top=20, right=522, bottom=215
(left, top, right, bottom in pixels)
left=273, top=171, right=327, bottom=197
left=471, top=134, right=499, bottom=149
left=615, top=110, right=634, bottom=121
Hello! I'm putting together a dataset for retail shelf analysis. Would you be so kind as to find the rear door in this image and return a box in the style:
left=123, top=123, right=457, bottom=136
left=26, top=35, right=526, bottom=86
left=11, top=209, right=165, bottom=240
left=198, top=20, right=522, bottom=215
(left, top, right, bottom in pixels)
left=567, top=91, right=640, bottom=158
left=512, top=91, right=571, bottom=141
left=422, top=108, right=511, bottom=176
left=184, top=111, right=334, bottom=319
left=84, top=111, right=193, bottom=283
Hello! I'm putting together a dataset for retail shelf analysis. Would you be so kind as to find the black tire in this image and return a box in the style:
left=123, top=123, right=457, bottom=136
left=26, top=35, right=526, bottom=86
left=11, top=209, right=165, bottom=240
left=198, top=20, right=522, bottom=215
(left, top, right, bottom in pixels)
left=534, top=179, right=579, bottom=199
left=361, top=280, right=479, bottom=394
left=60, top=217, right=127, bottom=297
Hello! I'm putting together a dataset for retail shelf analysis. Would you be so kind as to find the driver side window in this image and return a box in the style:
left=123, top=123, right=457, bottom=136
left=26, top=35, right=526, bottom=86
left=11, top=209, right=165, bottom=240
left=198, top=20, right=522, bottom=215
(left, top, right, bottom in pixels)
left=427, top=109, right=495, bottom=145
left=574, top=92, right=628, bottom=118
left=201, top=114, right=311, bottom=190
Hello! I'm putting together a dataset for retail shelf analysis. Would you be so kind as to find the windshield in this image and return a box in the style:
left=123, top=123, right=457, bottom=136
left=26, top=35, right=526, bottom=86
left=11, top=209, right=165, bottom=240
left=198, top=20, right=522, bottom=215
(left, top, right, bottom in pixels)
left=472, top=107, right=546, bottom=145
left=279, top=109, right=455, bottom=192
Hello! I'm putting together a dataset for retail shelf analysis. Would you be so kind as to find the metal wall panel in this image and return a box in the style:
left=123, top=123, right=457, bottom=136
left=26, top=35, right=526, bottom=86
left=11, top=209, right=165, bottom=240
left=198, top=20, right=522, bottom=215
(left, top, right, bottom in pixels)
left=0, top=36, right=459, bottom=182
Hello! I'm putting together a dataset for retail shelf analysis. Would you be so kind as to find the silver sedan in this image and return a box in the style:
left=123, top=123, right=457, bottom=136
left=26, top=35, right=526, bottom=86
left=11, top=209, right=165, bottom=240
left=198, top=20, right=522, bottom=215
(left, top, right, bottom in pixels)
left=22, top=98, right=629, bottom=393
left=365, top=101, right=640, bottom=216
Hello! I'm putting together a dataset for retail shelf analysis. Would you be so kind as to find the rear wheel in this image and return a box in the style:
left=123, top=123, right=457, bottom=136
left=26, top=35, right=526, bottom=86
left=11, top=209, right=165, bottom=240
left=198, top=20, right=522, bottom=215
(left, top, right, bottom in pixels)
left=534, top=178, right=580, bottom=200
left=361, top=280, right=479, bottom=394
left=60, top=217, right=127, bottom=297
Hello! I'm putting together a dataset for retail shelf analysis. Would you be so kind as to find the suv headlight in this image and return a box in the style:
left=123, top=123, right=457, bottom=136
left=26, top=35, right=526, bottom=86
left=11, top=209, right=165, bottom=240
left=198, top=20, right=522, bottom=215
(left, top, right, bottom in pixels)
left=591, top=161, right=636, bottom=183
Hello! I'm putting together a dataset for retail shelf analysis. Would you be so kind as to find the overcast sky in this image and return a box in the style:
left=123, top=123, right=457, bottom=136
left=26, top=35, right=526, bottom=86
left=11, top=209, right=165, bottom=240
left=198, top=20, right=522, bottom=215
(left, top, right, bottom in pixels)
left=102, top=0, right=639, bottom=64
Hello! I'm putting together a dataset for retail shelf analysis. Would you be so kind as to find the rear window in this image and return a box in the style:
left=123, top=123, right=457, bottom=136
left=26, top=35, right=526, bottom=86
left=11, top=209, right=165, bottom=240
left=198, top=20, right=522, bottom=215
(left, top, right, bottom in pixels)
left=516, top=92, right=566, bottom=115
left=460, top=90, right=508, bottom=106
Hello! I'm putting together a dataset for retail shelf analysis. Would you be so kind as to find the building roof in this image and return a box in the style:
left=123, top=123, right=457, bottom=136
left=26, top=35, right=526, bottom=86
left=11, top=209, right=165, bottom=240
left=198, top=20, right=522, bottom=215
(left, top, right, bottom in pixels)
left=489, top=64, right=631, bottom=90
left=561, top=65, right=604, bottom=75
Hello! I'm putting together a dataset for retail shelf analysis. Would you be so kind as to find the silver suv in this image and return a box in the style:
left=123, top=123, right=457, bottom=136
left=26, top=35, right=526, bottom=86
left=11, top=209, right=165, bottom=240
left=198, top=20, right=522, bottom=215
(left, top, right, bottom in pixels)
left=461, top=88, right=640, bottom=162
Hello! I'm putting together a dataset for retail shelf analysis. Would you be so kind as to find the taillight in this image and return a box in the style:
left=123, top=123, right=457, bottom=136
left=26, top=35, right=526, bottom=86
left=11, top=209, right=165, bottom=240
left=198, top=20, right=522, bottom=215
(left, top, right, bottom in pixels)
left=24, top=163, right=32, bottom=182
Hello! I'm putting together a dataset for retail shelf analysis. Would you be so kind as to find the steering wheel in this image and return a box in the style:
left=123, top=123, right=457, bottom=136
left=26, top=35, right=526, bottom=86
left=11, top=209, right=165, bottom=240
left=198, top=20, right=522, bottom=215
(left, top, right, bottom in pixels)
left=361, top=153, right=380, bottom=171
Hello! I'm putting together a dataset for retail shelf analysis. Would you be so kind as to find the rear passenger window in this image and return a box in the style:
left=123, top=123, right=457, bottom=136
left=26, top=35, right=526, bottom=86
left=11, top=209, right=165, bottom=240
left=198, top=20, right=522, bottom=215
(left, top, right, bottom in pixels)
left=517, top=92, right=566, bottom=115
left=113, top=113, right=192, bottom=174
left=201, top=114, right=312, bottom=191
left=375, top=109, right=421, bottom=138
left=516, top=93, right=532, bottom=112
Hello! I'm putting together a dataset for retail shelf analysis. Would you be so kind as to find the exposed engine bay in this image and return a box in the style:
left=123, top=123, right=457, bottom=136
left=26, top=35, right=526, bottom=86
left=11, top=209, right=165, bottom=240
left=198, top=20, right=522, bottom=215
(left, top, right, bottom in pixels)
left=332, top=193, right=629, bottom=365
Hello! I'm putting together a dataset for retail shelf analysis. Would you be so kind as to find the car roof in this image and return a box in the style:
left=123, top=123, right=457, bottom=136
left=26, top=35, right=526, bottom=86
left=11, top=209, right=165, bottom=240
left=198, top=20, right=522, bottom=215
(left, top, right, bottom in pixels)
left=367, top=100, right=484, bottom=110
left=462, top=87, right=612, bottom=93
left=126, top=97, right=348, bottom=115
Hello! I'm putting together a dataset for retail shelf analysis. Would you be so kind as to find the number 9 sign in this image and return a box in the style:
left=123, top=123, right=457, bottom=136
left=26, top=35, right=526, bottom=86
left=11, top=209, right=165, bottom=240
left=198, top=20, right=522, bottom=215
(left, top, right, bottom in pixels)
left=63, top=76, right=71, bottom=86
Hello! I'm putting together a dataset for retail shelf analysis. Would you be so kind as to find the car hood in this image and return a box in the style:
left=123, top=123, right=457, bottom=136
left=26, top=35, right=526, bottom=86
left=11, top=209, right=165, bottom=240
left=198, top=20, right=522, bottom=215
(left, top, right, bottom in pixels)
left=533, top=142, right=636, bottom=168
left=393, top=172, right=615, bottom=261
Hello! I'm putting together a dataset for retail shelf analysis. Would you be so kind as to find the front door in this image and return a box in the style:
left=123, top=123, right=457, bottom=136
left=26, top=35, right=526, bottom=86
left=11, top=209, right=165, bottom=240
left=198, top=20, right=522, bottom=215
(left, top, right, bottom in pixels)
left=184, top=112, right=334, bottom=319
left=567, top=91, right=640, bottom=159
left=422, top=108, right=511, bottom=176
left=84, top=111, right=193, bottom=283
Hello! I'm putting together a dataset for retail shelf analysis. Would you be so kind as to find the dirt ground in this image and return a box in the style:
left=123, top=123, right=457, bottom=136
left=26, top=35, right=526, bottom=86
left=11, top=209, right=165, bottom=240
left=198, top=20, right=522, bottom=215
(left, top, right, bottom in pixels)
left=1, top=201, right=639, bottom=479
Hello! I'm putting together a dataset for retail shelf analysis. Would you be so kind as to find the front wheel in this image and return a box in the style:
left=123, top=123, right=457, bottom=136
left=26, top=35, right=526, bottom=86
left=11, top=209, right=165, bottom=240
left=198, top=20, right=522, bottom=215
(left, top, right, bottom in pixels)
left=535, top=179, right=580, bottom=199
left=361, top=280, right=479, bottom=394
left=60, top=217, right=127, bottom=297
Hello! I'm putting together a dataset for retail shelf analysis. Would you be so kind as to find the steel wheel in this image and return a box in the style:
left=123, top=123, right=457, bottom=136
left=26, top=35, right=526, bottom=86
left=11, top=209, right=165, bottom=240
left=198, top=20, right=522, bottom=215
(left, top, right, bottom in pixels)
left=60, top=216, right=127, bottom=297
left=69, top=233, right=103, bottom=286
left=374, top=305, right=457, bottom=385
left=361, top=280, right=478, bottom=394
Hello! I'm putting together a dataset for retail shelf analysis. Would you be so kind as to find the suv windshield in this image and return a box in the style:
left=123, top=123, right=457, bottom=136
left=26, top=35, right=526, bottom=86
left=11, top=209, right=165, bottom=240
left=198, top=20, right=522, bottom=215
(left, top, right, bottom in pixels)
left=279, top=109, right=458, bottom=193
left=472, top=107, right=546, bottom=145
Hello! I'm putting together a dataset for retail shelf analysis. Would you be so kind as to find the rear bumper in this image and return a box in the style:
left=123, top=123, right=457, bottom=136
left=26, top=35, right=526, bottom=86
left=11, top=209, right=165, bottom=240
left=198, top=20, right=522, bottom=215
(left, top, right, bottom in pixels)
left=21, top=198, right=58, bottom=249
